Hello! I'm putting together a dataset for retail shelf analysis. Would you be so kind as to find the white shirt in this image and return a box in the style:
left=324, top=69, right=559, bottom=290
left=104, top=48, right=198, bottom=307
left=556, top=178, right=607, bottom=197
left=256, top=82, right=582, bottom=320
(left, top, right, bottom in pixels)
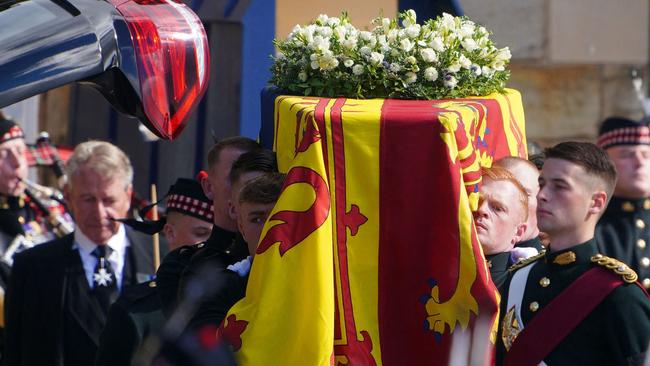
left=72, top=225, right=130, bottom=290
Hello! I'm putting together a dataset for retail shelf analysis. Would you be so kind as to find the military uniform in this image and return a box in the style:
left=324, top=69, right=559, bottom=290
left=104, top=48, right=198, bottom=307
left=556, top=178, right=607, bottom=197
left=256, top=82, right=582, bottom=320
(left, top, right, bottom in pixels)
left=516, top=236, right=544, bottom=252
left=486, top=252, right=511, bottom=292
left=597, top=196, right=650, bottom=290
left=497, top=239, right=650, bottom=365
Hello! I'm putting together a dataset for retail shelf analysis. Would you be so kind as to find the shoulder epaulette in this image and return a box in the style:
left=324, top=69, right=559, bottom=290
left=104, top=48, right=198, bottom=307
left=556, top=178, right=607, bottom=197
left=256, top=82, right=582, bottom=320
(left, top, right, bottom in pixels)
left=508, top=250, right=546, bottom=272
left=590, top=254, right=638, bottom=283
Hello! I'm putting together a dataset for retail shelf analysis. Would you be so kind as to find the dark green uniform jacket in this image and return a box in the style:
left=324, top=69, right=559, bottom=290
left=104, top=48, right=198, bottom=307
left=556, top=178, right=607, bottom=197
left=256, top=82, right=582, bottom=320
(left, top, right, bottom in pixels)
left=486, top=252, right=511, bottom=293
left=597, top=196, right=650, bottom=290
left=497, top=239, right=650, bottom=365
left=517, top=236, right=544, bottom=252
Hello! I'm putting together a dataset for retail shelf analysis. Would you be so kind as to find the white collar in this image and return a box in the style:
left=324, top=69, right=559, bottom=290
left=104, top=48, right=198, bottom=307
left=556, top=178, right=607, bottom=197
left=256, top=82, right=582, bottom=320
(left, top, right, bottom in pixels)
left=73, top=224, right=129, bottom=256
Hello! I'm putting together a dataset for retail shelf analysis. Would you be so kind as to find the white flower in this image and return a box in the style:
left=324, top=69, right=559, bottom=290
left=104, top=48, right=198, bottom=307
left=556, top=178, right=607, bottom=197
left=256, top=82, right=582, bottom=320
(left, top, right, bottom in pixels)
left=316, top=14, right=329, bottom=24
left=491, top=59, right=505, bottom=71
left=405, top=55, right=417, bottom=64
left=344, top=59, right=354, bottom=67
left=406, top=24, right=421, bottom=38
left=458, top=23, right=475, bottom=38
left=402, top=9, right=417, bottom=27
left=429, top=37, right=445, bottom=52
left=310, top=53, right=318, bottom=61
left=405, top=71, right=417, bottom=84
left=334, top=25, right=347, bottom=39
left=387, top=29, right=398, bottom=42
left=342, top=38, right=357, bottom=50
left=470, top=64, right=482, bottom=76
left=447, top=62, right=461, bottom=73
left=298, top=71, right=308, bottom=82
left=382, top=17, right=391, bottom=32
left=359, top=46, right=372, bottom=56
left=420, top=48, right=437, bottom=63
left=400, top=38, right=414, bottom=52
left=461, top=38, right=478, bottom=52
left=369, top=51, right=384, bottom=65
left=317, top=26, right=332, bottom=38
left=459, top=54, right=471, bottom=69
left=378, top=35, right=388, bottom=47
left=352, top=64, right=364, bottom=75
left=440, top=13, right=456, bottom=30
left=389, top=63, right=401, bottom=72
left=359, top=31, right=373, bottom=41
left=444, top=74, right=458, bottom=88
left=310, top=35, right=330, bottom=51
left=311, top=61, right=319, bottom=70
left=227, top=256, right=252, bottom=277
left=424, top=67, right=438, bottom=81
left=482, top=65, right=495, bottom=77
left=495, top=47, right=512, bottom=62
left=327, top=17, right=341, bottom=27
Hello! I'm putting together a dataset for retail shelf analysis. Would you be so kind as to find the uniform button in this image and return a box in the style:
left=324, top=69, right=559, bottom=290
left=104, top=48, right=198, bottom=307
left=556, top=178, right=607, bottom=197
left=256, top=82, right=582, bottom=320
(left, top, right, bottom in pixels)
left=539, top=277, right=550, bottom=288
left=529, top=302, right=540, bottom=312
left=197, top=243, right=205, bottom=248
left=638, top=239, right=647, bottom=250
left=17, top=216, right=25, bottom=224
left=637, top=219, right=646, bottom=229
left=643, top=278, right=650, bottom=288
left=641, top=257, right=650, bottom=268
left=148, top=281, right=157, bottom=288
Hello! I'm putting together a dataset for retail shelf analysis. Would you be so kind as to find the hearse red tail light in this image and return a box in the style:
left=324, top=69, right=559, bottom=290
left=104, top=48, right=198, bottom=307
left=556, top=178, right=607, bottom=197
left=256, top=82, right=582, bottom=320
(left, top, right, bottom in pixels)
left=108, top=0, right=210, bottom=140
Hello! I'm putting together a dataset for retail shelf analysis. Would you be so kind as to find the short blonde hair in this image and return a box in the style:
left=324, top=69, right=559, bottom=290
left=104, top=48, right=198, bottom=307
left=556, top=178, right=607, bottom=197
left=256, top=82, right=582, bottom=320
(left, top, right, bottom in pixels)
left=66, top=140, right=133, bottom=190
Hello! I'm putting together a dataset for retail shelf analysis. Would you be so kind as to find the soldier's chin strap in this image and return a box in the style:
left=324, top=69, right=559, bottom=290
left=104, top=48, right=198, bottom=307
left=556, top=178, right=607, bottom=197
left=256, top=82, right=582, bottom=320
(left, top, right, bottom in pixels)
left=504, top=268, right=627, bottom=366
left=112, top=217, right=166, bottom=236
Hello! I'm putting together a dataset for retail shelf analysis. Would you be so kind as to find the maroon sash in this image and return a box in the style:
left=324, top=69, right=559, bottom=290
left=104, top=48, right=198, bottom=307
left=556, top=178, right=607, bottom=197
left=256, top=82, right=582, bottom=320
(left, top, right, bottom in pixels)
left=504, top=268, right=627, bottom=366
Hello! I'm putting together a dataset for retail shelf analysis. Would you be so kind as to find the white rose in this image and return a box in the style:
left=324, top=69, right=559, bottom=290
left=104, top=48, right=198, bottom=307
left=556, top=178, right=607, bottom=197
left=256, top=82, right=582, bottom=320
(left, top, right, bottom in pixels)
left=359, top=46, right=372, bottom=56
left=444, top=74, right=458, bottom=88
left=389, top=63, right=401, bottom=72
left=447, top=62, right=461, bottom=73
left=419, top=48, right=437, bottom=63
left=405, top=72, right=417, bottom=84
left=406, top=24, right=421, bottom=38
left=424, top=67, right=438, bottom=81
left=344, top=59, right=354, bottom=67
left=298, top=72, right=308, bottom=82
left=461, top=38, right=478, bottom=52
left=459, top=54, right=471, bottom=69
left=352, top=64, right=364, bottom=75
left=369, top=51, right=384, bottom=65
left=360, top=31, right=372, bottom=41
left=400, top=38, right=414, bottom=52
left=429, top=37, right=445, bottom=52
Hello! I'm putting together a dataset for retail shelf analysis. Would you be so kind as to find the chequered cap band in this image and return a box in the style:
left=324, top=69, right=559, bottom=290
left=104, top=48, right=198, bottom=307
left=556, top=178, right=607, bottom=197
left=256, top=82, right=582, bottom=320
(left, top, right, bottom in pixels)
left=597, top=126, right=650, bottom=150
left=0, top=126, right=24, bottom=144
left=167, top=193, right=213, bottom=223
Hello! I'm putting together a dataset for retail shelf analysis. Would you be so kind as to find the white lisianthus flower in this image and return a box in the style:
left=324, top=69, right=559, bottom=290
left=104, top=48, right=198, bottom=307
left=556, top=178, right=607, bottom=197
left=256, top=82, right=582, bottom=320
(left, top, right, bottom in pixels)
left=402, top=9, right=417, bottom=27
left=359, top=46, right=372, bottom=56
left=406, top=24, right=421, bottom=38
left=495, top=47, right=512, bottom=62
left=344, top=59, right=354, bottom=67
left=360, top=31, right=373, bottom=41
left=352, top=64, right=364, bottom=75
left=491, top=59, right=505, bottom=71
left=424, top=67, right=439, bottom=81
left=444, top=74, right=458, bottom=88
left=461, top=38, right=478, bottom=52
left=327, top=17, right=341, bottom=27
left=447, top=62, right=461, bottom=73
left=459, top=54, right=471, bottom=69
left=470, top=64, right=482, bottom=76
left=405, top=72, right=417, bottom=84
left=387, top=29, right=398, bottom=42
left=334, top=25, right=347, bottom=39
left=389, top=63, right=401, bottom=72
left=440, top=13, right=456, bottom=30
left=405, top=56, right=417, bottom=64
left=400, top=38, right=414, bottom=52
left=369, top=51, right=384, bottom=65
left=482, top=65, right=495, bottom=77
left=420, top=48, right=437, bottom=63
left=298, top=71, right=308, bottom=82
left=477, top=36, right=489, bottom=48
left=429, top=37, right=445, bottom=52
left=342, top=38, right=357, bottom=50
left=316, top=14, right=329, bottom=24
left=458, top=23, right=475, bottom=38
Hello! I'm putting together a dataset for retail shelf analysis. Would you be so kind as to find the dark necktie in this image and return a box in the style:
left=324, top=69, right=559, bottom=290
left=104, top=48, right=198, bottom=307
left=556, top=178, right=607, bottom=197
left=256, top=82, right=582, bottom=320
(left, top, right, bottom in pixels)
left=91, top=245, right=118, bottom=313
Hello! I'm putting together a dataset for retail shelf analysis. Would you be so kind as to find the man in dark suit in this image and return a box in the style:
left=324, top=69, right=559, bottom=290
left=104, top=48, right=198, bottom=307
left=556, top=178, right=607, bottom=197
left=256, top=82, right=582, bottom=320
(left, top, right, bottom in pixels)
left=4, top=140, right=159, bottom=366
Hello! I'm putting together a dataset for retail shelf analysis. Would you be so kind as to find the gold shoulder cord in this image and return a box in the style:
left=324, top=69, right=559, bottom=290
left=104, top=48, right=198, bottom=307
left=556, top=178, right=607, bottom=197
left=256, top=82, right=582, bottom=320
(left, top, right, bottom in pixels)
left=508, top=250, right=546, bottom=272
left=590, top=254, right=638, bottom=283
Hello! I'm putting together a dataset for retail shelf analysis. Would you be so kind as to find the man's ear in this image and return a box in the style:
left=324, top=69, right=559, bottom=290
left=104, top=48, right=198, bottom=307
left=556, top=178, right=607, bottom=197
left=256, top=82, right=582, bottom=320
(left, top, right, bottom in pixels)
left=162, top=223, right=174, bottom=242
left=512, top=222, right=528, bottom=245
left=201, top=176, right=214, bottom=200
left=228, top=199, right=237, bottom=221
left=589, top=191, right=608, bottom=215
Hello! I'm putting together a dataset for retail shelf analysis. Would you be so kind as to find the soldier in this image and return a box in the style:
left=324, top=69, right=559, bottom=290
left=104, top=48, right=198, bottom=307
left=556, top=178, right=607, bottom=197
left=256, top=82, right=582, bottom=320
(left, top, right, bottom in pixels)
left=596, top=117, right=650, bottom=290
left=474, top=166, right=528, bottom=291
left=0, top=115, right=73, bottom=263
left=498, top=142, right=650, bottom=366
left=95, top=177, right=214, bottom=366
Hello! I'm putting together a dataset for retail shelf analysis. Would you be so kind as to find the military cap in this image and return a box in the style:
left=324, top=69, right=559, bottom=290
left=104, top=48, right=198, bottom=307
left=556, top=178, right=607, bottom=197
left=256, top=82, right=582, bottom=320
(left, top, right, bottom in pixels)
left=0, top=115, right=24, bottom=144
left=597, top=116, right=650, bottom=150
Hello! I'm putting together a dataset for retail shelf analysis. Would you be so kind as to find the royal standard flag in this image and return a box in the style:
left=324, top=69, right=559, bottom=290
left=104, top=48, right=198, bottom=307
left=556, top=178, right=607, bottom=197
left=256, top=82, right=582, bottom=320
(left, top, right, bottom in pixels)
left=221, top=89, right=527, bottom=365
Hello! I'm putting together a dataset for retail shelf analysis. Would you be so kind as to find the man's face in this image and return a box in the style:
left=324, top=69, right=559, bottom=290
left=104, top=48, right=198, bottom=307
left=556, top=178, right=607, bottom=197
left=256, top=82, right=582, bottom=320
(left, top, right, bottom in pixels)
left=238, top=201, right=275, bottom=258
left=474, top=178, right=526, bottom=255
left=65, top=165, right=132, bottom=244
left=228, top=171, right=266, bottom=221
left=205, top=148, right=245, bottom=226
left=607, top=145, right=650, bottom=199
left=536, top=158, right=594, bottom=237
left=163, top=212, right=212, bottom=250
left=508, top=163, right=540, bottom=237
left=0, top=138, right=28, bottom=196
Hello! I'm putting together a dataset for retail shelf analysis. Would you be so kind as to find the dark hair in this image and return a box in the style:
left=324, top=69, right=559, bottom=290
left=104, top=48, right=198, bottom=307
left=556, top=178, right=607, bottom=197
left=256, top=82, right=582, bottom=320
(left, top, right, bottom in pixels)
left=544, top=141, right=617, bottom=199
left=528, top=153, right=545, bottom=170
left=206, top=137, right=260, bottom=170
left=229, top=149, right=278, bottom=185
left=238, top=173, right=285, bottom=205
